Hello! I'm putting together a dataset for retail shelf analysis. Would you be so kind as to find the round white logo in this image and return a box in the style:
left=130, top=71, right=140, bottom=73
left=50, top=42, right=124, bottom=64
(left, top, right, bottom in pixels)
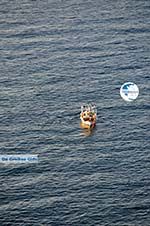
left=120, top=82, right=139, bottom=102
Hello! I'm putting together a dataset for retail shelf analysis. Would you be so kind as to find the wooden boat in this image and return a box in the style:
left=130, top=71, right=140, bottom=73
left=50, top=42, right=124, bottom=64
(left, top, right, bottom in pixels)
left=80, top=104, right=97, bottom=129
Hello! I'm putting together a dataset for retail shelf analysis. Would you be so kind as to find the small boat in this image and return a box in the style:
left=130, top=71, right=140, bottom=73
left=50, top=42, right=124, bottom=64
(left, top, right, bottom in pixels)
left=80, top=104, right=97, bottom=129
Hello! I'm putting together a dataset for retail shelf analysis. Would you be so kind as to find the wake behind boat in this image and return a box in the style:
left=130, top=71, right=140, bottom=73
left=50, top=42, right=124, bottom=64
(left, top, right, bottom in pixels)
left=80, top=104, right=97, bottom=129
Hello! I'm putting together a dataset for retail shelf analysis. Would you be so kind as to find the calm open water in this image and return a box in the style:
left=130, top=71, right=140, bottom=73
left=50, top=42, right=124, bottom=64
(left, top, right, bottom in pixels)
left=0, top=0, right=150, bottom=225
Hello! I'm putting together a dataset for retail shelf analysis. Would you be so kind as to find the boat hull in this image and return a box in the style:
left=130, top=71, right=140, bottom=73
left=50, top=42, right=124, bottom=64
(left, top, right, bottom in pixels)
left=80, top=117, right=96, bottom=129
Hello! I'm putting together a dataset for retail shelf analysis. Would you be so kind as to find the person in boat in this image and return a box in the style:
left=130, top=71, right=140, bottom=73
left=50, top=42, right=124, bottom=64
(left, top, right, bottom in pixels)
left=82, top=111, right=89, bottom=121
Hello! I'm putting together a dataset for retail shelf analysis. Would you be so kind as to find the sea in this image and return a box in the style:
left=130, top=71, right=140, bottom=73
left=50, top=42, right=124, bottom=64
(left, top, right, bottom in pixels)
left=0, top=0, right=150, bottom=225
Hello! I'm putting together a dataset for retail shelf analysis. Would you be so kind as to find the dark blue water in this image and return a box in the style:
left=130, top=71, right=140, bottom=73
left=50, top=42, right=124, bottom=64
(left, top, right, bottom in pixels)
left=0, top=0, right=150, bottom=225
